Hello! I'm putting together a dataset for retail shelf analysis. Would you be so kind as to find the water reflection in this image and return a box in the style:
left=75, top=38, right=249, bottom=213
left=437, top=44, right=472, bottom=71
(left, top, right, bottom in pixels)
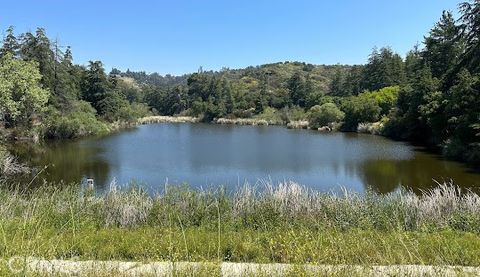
left=10, top=140, right=111, bottom=190
left=8, top=123, right=480, bottom=194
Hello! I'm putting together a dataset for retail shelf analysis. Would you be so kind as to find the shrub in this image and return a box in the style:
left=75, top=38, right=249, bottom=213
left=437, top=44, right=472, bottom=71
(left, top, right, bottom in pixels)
left=255, top=107, right=283, bottom=124
left=307, top=103, right=345, bottom=129
left=279, top=106, right=306, bottom=123
left=443, top=139, right=480, bottom=163
left=341, top=96, right=381, bottom=131
left=117, top=103, right=151, bottom=123
left=98, top=91, right=130, bottom=121
left=360, top=86, right=400, bottom=116
left=44, top=102, right=109, bottom=139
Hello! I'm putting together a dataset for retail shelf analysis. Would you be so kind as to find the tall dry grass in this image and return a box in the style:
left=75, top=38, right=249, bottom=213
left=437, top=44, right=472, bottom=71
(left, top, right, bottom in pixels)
left=137, top=116, right=199, bottom=125
left=1, top=180, right=480, bottom=268
left=215, top=118, right=271, bottom=126
left=0, top=180, right=479, bottom=231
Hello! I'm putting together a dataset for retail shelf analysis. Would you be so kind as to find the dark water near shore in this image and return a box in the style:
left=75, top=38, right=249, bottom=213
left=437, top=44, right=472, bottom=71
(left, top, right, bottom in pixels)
left=10, top=123, right=480, bottom=193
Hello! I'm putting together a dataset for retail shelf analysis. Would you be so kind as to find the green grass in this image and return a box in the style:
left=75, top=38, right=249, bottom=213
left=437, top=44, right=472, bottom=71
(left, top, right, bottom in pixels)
left=0, top=181, right=480, bottom=267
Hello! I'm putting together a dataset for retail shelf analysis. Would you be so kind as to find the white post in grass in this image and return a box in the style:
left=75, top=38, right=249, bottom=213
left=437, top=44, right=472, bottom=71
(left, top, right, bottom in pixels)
left=86, top=178, right=95, bottom=190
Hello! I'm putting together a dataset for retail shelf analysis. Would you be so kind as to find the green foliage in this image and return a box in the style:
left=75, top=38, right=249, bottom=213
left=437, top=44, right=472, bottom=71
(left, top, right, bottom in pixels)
left=362, top=47, right=406, bottom=91
left=329, top=68, right=347, bottom=96
left=0, top=53, right=50, bottom=127
left=255, top=107, right=283, bottom=124
left=0, top=26, right=19, bottom=58
left=98, top=91, right=129, bottom=121
left=423, top=11, right=463, bottom=79
left=53, top=47, right=83, bottom=108
left=457, top=0, right=480, bottom=74
left=0, top=27, right=154, bottom=141
left=127, top=62, right=345, bottom=120
left=82, top=61, right=110, bottom=113
left=113, top=76, right=144, bottom=103
left=341, top=96, right=381, bottom=131
left=360, top=86, right=400, bottom=116
left=279, top=106, right=307, bottom=122
left=117, top=103, right=151, bottom=123
left=307, top=103, right=345, bottom=129
left=386, top=66, right=439, bottom=141
left=287, top=72, right=309, bottom=107
left=44, top=101, right=109, bottom=139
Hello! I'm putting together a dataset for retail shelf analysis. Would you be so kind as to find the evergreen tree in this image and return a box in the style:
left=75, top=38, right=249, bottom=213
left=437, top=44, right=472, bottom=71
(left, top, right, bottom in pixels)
left=187, top=73, right=211, bottom=102
left=223, top=79, right=235, bottom=114
left=329, top=68, right=346, bottom=96
left=19, top=28, right=56, bottom=91
left=287, top=72, right=307, bottom=107
left=53, top=46, right=82, bottom=107
left=82, top=61, right=110, bottom=113
left=342, top=65, right=364, bottom=96
left=423, top=11, right=463, bottom=79
left=404, top=46, right=423, bottom=80
left=458, top=0, right=480, bottom=73
left=391, top=66, right=439, bottom=141
left=362, top=47, right=405, bottom=91
left=0, top=26, right=19, bottom=58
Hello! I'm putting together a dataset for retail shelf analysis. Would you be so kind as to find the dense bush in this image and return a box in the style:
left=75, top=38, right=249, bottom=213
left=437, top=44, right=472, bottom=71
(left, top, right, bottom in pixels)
left=116, top=103, right=151, bottom=123
left=341, top=96, right=381, bottom=131
left=360, top=86, right=400, bottom=116
left=44, top=102, right=109, bottom=139
left=255, top=107, right=283, bottom=124
left=0, top=53, right=50, bottom=127
left=279, top=106, right=307, bottom=123
left=307, top=103, right=345, bottom=129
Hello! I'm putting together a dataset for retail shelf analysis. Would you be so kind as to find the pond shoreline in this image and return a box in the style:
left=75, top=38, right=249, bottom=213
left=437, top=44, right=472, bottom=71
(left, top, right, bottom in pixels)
left=137, top=115, right=334, bottom=132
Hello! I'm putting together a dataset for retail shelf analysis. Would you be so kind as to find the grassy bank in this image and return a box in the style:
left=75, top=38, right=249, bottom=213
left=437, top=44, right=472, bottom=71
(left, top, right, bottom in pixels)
left=0, top=181, right=480, bottom=271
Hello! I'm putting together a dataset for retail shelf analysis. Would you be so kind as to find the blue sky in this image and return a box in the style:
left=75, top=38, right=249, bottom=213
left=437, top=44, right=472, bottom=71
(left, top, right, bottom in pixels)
left=1, top=0, right=461, bottom=75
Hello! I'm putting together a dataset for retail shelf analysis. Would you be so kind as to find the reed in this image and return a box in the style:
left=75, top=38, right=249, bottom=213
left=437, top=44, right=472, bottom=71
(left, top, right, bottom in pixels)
left=286, top=120, right=309, bottom=129
left=137, top=116, right=200, bottom=124
left=1, top=181, right=480, bottom=232
left=357, top=121, right=384, bottom=135
left=0, top=146, right=29, bottom=176
left=215, top=118, right=271, bottom=126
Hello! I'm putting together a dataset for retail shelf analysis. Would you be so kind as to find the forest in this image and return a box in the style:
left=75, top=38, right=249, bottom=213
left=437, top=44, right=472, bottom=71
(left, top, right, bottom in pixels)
left=0, top=0, right=479, bottom=164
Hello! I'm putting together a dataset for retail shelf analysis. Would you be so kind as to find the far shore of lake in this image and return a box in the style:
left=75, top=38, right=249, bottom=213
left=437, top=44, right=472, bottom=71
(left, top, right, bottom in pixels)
left=137, top=115, right=337, bottom=132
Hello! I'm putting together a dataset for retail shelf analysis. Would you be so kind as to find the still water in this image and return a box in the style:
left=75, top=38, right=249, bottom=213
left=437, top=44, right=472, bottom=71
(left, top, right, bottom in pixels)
left=12, top=123, right=480, bottom=193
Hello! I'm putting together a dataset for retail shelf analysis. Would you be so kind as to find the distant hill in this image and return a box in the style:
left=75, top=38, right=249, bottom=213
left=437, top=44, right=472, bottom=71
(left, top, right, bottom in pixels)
left=112, top=61, right=353, bottom=95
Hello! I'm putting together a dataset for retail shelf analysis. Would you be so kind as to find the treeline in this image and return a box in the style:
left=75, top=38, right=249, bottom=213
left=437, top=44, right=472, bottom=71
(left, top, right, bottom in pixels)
left=0, top=28, right=151, bottom=140
left=117, top=62, right=346, bottom=120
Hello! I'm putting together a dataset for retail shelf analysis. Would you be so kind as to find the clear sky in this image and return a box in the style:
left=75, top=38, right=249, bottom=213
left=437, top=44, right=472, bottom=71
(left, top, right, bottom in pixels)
left=1, top=0, right=461, bottom=75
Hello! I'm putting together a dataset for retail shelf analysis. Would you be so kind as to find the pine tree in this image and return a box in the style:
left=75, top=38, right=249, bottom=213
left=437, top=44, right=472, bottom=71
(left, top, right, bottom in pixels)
left=0, top=26, right=19, bottom=58
left=82, top=61, right=110, bottom=113
left=287, top=72, right=307, bottom=107
left=458, top=0, right=480, bottom=73
left=423, top=11, right=463, bottom=79
left=19, top=28, right=56, bottom=91
left=362, top=47, right=405, bottom=91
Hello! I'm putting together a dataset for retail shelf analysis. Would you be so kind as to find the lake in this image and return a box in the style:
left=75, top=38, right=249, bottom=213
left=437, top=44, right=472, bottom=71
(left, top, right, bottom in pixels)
left=11, top=123, right=480, bottom=194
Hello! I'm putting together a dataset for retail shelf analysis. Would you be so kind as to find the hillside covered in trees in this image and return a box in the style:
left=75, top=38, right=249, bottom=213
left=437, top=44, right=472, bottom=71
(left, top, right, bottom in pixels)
left=0, top=0, right=479, bottom=165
